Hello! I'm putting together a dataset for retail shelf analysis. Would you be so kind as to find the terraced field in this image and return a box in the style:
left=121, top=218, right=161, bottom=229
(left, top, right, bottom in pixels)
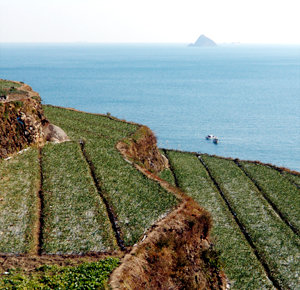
left=43, top=106, right=178, bottom=247
left=1, top=104, right=299, bottom=289
left=166, top=150, right=300, bottom=289
left=238, top=160, right=300, bottom=235
left=41, top=142, right=118, bottom=254
left=0, top=149, right=39, bottom=254
left=0, top=106, right=177, bottom=258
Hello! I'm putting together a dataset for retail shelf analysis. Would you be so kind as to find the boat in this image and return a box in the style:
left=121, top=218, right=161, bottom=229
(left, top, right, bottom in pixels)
left=206, top=134, right=216, bottom=140
left=205, top=134, right=220, bottom=144
left=213, top=138, right=219, bottom=144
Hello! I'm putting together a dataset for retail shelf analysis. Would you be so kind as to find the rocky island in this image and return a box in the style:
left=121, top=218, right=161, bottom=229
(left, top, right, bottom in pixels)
left=189, top=34, right=217, bottom=47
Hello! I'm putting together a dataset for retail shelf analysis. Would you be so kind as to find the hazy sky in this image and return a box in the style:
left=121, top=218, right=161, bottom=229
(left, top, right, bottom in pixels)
left=1, top=0, right=300, bottom=44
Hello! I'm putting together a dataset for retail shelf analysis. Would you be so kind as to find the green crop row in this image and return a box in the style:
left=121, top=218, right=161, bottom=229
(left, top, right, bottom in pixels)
left=0, top=257, right=119, bottom=289
left=157, top=168, right=176, bottom=186
left=201, top=155, right=300, bottom=289
left=157, top=150, right=176, bottom=186
left=282, top=171, right=300, bottom=188
left=165, top=150, right=273, bottom=289
left=0, top=148, right=39, bottom=254
left=41, top=142, right=117, bottom=254
left=42, top=106, right=137, bottom=141
left=44, top=106, right=178, bottom=246
left=239, top=161, right=300, bottom=234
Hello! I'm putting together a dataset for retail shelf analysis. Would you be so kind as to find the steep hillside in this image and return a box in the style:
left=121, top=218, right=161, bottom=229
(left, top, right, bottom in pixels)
left=0, top=99, right=226, bottom=289
left=1, top=81, right=299, bottom=289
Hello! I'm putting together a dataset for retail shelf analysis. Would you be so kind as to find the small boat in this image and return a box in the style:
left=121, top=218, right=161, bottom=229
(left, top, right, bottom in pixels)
left=213, top=138, right=219, bottom=144
left=206, top=134, right=216, bottom=140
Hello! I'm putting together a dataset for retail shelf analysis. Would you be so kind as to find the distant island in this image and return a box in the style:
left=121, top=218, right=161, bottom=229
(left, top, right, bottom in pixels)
left=189, top=34, right=217, bottom=47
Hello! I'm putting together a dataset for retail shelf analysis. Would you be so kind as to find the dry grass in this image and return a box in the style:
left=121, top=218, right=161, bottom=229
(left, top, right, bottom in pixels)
left=118, top=125, right=169, bottom=174
left=0, top=252, right=122, bottom=274
left=110, top=200, right=226, bottom=290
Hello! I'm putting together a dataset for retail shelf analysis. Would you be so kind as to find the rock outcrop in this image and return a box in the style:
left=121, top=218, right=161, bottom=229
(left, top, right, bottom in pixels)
left=43, top=123, right=70, bottom=143
left=117, top=126, right=169, bottom=174
left=0, top=79, right=69, bottom=159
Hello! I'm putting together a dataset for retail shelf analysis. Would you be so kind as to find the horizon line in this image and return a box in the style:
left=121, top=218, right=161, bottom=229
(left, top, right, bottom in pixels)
left=1, top=41, right=300, bottom=45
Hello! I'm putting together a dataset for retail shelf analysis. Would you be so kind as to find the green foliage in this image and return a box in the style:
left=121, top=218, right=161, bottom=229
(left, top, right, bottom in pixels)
left=201, top=155, right=300, bottom=289
left=166, top=150, right=273, bottom=289
left=240, top=161, right=300, bottom=233
left=157, top=168, right=176, bottom=186
left=43, top=106, right=177, bottom=246
left=0, top=80, right=21, bottom=90
left=0, top=148, right=39, bottom=253
left=41, top=142, right=118, bottom=253
left=282, top=171, right=300, bottom=187
left=0, top=257, right=119, bottom=289
left=12, top=101, right=24, bottom=108
left=202, top=248, right=223, bottom=271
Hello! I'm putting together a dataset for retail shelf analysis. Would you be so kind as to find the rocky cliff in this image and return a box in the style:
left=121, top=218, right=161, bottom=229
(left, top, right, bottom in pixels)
left=0, top=79, right=68, bottom=159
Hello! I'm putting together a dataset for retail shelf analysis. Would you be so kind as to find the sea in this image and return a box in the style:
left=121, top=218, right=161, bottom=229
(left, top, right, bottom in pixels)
left=0, top=43, right=299, bottom=171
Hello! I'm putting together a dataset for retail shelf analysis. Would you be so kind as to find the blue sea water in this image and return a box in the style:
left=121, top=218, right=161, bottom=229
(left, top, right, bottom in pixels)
left=0, top=43, right=299, bottom=171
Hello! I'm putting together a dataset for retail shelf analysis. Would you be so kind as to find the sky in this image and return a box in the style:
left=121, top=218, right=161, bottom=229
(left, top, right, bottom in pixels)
left=1, top=0, right=300, bottom=44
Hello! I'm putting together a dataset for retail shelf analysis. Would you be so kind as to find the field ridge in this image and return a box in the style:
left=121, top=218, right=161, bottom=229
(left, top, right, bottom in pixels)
left=162, top=149, right=180, bottom=188
left=37, top=148, right=44, bottom=255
